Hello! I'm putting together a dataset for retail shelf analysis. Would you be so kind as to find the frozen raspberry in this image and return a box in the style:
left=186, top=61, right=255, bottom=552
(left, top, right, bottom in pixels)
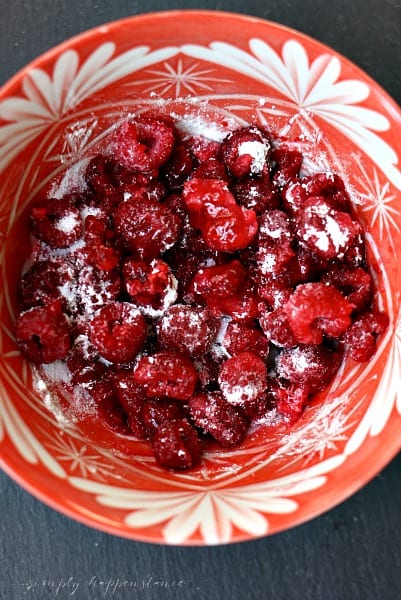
left=222, top=322, right=269, bottom=359
left=182, top=178, right=258, bottom=251
left=231, top=173, right=280, bottom=214
left=107, top=370, right=147, bottom=438
left=75, top=265, right=121, bottom=318
left=219, top=125, right=272, bottom=178
left=82, top=215, right=120, bottom=271
left=283, top=282, right=354, bottom=344
left=202, top=203, right=258, bottom=252
left=218, top=351, right=267, bottom=407
left=151, top=418, right=202, bottom=470
left=161, top=142, right=193, bottom=190
left=141, top=398, right=187, bottom=435
left=15, top=303, right=71, bottom=364
left=271, top=146, right=303, bottom=186
left=259, top=308, right=298, bottom=348
left=114, top=197, right=181, bottom=259
left=191, top=260, right=246, bottom=299
left=158, top=305, right=218, bottom=357
left=182, top=177, right=238, bottom=229
left=210, top=289, right=260, bottom=324
left=88, top=302, right=147, bottom=363
left=256, top=275, right=293, bottom=310
left=343, top=310, right=389, bottom=362
left=111, top=116, right=175, bottom=172
left=123, top=258, right=176, bottom=310
left=85, top=154, right=117, bottom=195
left=286, top=246, right=320, bottom=285
left=89, top=379, right=131, bottom=436
left=295, top=196, right=360, bottom=260
left=256, top=210, right=295, bottom=277
left=17, top=260, right=74, bottom=311
left=30, top=197, right=83, bottom=248
left=273, top=382, right=311, bottom=422
left=320, top=265, right=372, bottom=312
left=189, top=136, right=220, bottom=162
left=193, top=158, right=229, bottom=182
left=304, top=172, right=351, bottom=212
left=66, top=334, right=105, bottom=387
left=189, top=392, right=248, bottom=447
left=134, top=352, right=198, bottom=400
left=343, top=232, right=366, bottom=267
left=275, top=344, right=341, bottom=393
left=283, top=173, right=351, bottom=215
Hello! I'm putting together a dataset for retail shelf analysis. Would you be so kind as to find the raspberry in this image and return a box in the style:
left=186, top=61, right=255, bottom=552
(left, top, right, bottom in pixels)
left=202, top=204, right=258, bottom=252
left=219, top=125, right=272, bottom=178
left=271, top=146, right=303, bottom=186
left=222, top=322, right=269, bottom=359
left=108, top=370, right=147, bottom=438
left=189, top=136, right=220, bottom=162
left=88, top=302, right=147, bottom=363
left=275, top=344, right=341, bottom=392
left=182, top=178, right=238, bottom=229
left=151, top=418, right=202, bottom=470
left=75, top=265, right=121, bottom=318
left=218, top=351, right=267, bottom=406
left=182, top=178, right=258, bottom=251
left=209, top=289, right=260, bottom=324
left=89, top=379, right=131, bottom=436
left=134, top=352, right=198, bottom=400
left=15, top=303, right=71, bottom=364
left=284, top=282, right=354, bottom=344
left=17, top=260, right=74, bottom=311
left=82, top=216, right=120, bottom=271
left=256, top=275, right=293, bottom=310
left=191, top=260, right=246, bottom=299
left=30, top=197, right=83, bottom=248
left=85, top=154, right=116, bottom=195
left=273, top=382, right=311, bottom=422
left=114, top=197, right=181, bottom=259
left=189, top=392, right=248, bottom=447
left=343, top=310, right=389, bottom=362
left=158, top=305, right=218, bottom=356
left=123, top=258, right=176, bottom=310
left=161, top=142, right=193, bottom=190
left=304, top=172, right=351, bottom=212
left=231, top=173, right=280, bottom=214
left=193, top=158, right=230, bottom=182
left=66, top=334, right=105, bottom=387
left=295, top=196, right=360, bottom=260
left=320, top=265, right=372, bottom=312
left=111, top=116, right=175, bottom=172
left=141, top=398, right=187, bottom=435
left=256, top=210, right=295, bottom=277
left=259, top=308, right=298, bottom=348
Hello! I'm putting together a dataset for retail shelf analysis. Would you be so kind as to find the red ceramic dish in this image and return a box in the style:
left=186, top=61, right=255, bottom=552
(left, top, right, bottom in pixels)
left=0, top=10, right=401, bottom=545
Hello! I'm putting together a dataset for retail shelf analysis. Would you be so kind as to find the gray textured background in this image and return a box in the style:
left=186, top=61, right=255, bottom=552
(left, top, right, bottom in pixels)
left=1, top=1, right=401, bottom=599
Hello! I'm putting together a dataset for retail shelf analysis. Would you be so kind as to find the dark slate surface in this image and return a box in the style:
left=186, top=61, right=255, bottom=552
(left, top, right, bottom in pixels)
left=1, top=1, right=401, bottom=599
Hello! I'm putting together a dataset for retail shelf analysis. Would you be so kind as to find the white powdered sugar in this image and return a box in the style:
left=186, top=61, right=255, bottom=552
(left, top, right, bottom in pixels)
left=237, top=140, right=269, bottom=174
left=55, top=212, right=81, bottom=234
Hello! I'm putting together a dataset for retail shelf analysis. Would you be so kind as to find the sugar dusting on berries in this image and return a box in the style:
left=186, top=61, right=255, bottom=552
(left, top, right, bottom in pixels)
left=15, top=111, right=389, bottom=471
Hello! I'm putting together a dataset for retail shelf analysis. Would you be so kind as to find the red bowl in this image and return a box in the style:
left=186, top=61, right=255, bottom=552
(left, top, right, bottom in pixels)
left=1, top=10, right=401, bottom=545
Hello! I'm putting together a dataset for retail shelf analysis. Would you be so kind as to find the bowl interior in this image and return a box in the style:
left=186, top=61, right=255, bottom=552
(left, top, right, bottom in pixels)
left=1, top=11, right=401, bottom=545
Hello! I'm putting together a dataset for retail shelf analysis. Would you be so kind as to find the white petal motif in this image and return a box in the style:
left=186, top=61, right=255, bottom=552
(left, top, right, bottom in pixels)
left=181, top=38, right=401, bottom=190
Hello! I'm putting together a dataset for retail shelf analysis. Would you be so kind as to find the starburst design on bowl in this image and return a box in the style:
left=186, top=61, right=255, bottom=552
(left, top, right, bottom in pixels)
left=128, top=59, right=231, bottom=97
